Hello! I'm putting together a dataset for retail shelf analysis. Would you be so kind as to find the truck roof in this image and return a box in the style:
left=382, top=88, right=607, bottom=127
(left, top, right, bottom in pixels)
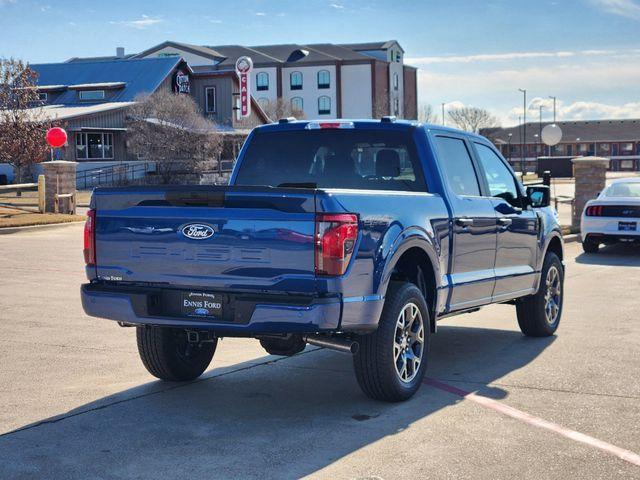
left=254, top=118, right=489, bottom=142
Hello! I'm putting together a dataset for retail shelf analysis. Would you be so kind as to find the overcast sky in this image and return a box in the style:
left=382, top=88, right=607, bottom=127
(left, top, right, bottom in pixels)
left=1, top=0, right=639, bottom=126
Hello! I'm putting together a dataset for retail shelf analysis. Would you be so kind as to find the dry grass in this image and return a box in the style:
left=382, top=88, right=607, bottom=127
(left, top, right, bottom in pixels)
left=0, top=190, right=92, bottom=207
left=0, top=206, right=84, bottom=229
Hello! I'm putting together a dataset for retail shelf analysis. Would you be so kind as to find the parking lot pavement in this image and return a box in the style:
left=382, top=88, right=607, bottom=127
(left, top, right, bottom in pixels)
left=0, top=225, right=639, bottom=479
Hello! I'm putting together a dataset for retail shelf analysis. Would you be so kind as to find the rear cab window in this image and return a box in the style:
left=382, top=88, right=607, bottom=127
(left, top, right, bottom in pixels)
left=234, top=128, right=427, bottom=192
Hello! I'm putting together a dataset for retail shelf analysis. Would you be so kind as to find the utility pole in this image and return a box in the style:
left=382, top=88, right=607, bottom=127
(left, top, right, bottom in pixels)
left=518, top=89, right=527, bottom=173
left=441, top=102, right=446, bottom=126
left=548, top=96, right=557, bottom=123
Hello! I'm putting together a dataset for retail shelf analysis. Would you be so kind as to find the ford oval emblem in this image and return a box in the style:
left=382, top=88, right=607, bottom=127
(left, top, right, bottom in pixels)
left=194, top=308, right=210, bottom=316
left=181, top=223, right=215, bottom=240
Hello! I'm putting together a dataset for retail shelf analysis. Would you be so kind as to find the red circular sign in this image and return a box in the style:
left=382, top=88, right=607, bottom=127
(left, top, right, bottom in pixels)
left=46, top=127, right=67, bottom=148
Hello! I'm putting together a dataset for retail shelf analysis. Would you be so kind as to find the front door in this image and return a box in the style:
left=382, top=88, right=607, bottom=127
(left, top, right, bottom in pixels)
left=432, top=134, right=498, bottom=311
left=472, top=142, right=539, bottom=300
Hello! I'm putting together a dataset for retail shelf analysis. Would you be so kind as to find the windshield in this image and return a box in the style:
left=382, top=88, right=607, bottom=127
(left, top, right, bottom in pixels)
left=605, top=182, right=640, bottom=197
left=234, top=129, right=427, bottom=192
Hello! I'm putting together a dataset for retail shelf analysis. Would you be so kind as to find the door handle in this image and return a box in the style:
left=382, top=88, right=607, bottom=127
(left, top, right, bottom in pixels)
left=498, top=217, right=513, bottom=226
left=456, top=218, right=473, bottom=227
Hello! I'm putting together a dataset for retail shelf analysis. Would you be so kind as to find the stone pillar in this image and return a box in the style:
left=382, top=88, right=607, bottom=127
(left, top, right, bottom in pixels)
left=42, top=161, right=77, bottom=214
left=571, top=156, right=610, bottom=230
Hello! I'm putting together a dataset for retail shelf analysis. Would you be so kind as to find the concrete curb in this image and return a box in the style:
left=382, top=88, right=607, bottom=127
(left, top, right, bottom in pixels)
left=563, top=233, right=580, bottom=244
left=0, top=221, right=85, bottom=235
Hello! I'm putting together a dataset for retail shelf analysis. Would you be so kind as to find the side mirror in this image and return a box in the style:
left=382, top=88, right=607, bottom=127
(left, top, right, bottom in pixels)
left=526, top=185, right=551, bottom=208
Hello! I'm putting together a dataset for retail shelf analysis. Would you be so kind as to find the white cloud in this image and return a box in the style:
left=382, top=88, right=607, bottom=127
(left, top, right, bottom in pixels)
left=405, top=49, right=632, bottom=65
left=507, top=98, right=640, bottom=122
left=110, top=15, right=163, bottom=29
left=255, top=12, right=266, bottom=16
left=589, top=0, right=640, bottom=20
left=209, top=19, right=223, bottom=24
left=329, top=3, right=344, bottom=9
left=0, top=0, right=16, bottom=6
left=418, top=55, right=640, bottom=125
left=40, top=4, right=50, bottom=12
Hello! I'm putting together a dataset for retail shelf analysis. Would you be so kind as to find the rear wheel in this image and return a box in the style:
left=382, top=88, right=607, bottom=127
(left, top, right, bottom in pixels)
left=582, top=237, right=600, bottom=253
left=136, top=326, right=217, bottom=381
left=353, top=282, right=430, bottom=402
left=516, top=252, right=564, bottom=337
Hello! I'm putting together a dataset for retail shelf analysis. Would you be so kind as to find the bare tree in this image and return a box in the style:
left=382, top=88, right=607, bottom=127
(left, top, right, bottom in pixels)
left=447, top=106, right=499, bottom=133
left=259, top=98, right=305, bottom=122
left=0, top=58, right=52, bottom=182
left=127, top=91, right=223, bottom=183
left=418, top=104, right=439, bottom=124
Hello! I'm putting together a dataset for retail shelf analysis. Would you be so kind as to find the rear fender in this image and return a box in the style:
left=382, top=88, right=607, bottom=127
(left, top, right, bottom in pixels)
left=378, top=229, right=443, bottom=313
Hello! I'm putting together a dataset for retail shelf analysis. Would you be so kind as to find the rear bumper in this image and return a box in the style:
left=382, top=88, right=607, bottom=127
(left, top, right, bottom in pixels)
left=581, top=216, right=640, bottom=239
left=81, top=283, right=381, bottom=334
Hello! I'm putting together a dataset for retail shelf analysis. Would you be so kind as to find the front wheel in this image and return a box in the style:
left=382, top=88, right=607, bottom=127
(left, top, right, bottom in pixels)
left=516, top=252, right=564, bottom=337
left=353, top=282, right=430, bottom=402
left=136, top=326, right=217, bottom=381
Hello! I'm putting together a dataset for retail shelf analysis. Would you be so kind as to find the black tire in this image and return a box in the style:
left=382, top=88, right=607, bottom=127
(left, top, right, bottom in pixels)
left=516, top=252, right=564, bottom=337
left=582, top=238, right=600, bottom=253
left=136, top=326, right=217, bottom=381
left=353, top=282, right=430, bottom=402
left=259, top=335, right=306, bottom=356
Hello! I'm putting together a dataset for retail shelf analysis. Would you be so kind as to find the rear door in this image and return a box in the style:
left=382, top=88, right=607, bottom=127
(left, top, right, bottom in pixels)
left=432, top=134, right=498, bottom=311
left=471, top=142, right=539, bottom=299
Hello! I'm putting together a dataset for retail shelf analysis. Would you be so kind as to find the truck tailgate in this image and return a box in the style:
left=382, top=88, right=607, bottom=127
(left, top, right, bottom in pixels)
left=92, top=186, right=317, bottom=293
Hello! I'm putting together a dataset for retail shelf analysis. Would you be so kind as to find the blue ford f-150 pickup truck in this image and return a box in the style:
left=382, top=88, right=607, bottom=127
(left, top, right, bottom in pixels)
left=81, top=118, right=564, bottom=402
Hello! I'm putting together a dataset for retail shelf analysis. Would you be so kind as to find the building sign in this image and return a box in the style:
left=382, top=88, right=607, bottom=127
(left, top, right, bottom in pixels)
left=173, top=70, right=190, bottom=94
left=235, top=56, right=253, bottom=118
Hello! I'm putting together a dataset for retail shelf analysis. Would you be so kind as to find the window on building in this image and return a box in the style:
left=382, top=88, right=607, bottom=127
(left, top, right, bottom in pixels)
left=317, top=70, right=330, bottom=89
left=318, top=96, right=331, bottom=115
left=76, top=132, right=113, bottom=160
left=290, top=71, right=303, bottom=90
left=258, top=97, right=270, bottom=109
left=394, top=98, right=399, bottom=115
left=578, top=143, right=588, bottom=153
left=393, top=72, right=399, bottom=91
left=291, top=97, right=303, bottom=113
left=621, top=142, right=634, bottom=154
left=205, top=87, right=216, bottom=113
left=396, top=51, right=401, bottom=62
left=256, top=72, right=269, bottom=91
left=434, top=136, right=480, bottom=196
left=78, top=90, right=105, bottom=101
left=38, top=92, right=48, bottom=102
left=597, top=143, right=610, bottom=156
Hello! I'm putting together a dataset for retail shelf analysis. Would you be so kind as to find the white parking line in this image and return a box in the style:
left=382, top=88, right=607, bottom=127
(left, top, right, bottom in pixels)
left=424, top=377, right=640, bottom=468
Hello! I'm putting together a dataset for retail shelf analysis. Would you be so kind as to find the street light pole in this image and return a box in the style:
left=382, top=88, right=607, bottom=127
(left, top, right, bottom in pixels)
left=441, top=102, right=446, bottom=126
left=539, top=105, right=544, bottom=158
left=548, top=95, right=557, bottom=123
left=508, top=133, right=513, bottom=164
left=519, top=88, right=527, bottom=173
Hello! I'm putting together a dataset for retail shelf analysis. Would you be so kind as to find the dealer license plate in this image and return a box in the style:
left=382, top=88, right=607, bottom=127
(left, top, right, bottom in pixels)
left=181, top=291, right=222, bottom=318
left=618, top=221, right=637, bottom=232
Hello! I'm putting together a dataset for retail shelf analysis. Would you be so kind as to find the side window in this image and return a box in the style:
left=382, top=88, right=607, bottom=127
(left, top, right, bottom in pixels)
left=434, top=136, right=480, bottom=196
left=474, top=143, right=520, bottom=206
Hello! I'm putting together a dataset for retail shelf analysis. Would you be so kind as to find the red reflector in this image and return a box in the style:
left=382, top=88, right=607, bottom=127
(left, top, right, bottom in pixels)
left=315, top=213, right=358, bottom=276
left=83, top=209, right=96, bottom=265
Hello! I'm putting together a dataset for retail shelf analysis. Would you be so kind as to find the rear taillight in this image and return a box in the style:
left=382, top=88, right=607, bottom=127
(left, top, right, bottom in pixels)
left=586, top=205, right=603, bottom=216
left=83, top=209, right=96, bottom=265
left=315, top=213, right=358, bottom=276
